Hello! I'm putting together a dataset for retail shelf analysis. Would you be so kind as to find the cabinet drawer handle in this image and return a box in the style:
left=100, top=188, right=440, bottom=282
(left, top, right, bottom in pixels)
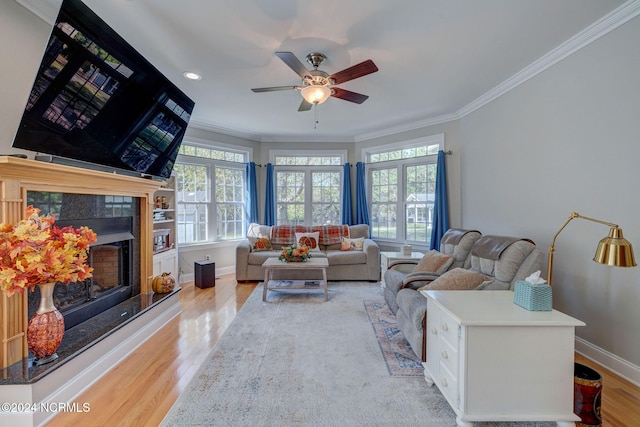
left=431, top=327, right=438, bottom=335
left=441, top=350, right=448, bottom=359
left=441, top=323, right=449, bottom=332
left=441, top=378, right=448, bottom=387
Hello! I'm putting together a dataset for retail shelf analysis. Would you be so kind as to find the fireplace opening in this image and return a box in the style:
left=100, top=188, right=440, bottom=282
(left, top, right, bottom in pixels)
left=28, top=217, right=135, bottom=331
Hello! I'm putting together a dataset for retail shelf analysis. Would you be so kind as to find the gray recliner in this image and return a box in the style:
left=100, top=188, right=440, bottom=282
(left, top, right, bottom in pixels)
left=383, top=229, right=482, bottom=314
left=395, top=236, right=545, bottom=362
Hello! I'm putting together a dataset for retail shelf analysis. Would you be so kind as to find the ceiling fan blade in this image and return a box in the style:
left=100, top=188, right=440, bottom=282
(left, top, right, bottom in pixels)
left=331, top=87, right=369, bottom=104
left=275, top=52, right=312, bottom=79
left=298, top=99, right=313, bottom=112
left=251, top=85, right=298, bottom=93
left=328, top=59, right=378, bottom=85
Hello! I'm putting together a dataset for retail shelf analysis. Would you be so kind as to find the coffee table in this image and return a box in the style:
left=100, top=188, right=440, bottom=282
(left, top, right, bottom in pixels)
left=262, top=257, right=329, bottom=301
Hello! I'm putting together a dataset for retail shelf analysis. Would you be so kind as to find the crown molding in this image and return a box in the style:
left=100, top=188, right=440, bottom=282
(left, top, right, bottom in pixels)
left=15, top=0, right=61, bottom=24
left=354, top=113, right=460, bottom=142
left=259, top=134, right=355, bottom=143
left=457, top=0, right=640, bottom=119
left=187, top=119, right=263, bottom=141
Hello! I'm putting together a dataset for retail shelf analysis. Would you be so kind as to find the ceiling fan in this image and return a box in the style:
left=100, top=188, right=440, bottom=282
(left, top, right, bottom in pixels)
left=251, top=52, right=379, bottom=112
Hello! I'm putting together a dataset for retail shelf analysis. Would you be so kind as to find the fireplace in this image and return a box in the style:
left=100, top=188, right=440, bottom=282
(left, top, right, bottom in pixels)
left=0, top=156, right=163, bottom=370
left=27, top=217, right=136, bottom=330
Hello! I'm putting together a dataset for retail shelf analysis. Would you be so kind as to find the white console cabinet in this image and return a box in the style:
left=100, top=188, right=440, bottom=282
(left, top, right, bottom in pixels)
left=422, top=290, right=584, bottom=427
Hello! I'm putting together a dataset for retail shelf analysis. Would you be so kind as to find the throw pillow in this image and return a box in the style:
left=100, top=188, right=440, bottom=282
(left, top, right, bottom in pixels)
left=418, top=268, right=491, bottom=291
left=413, top=250, right=454, bottom=275
left=248, top=236, right=272, bottom=251
left=295, top=232, right=321, bottom=251
left=342, top=237, right=364, bottom=251
left=340, top=240, right=352, bottom=251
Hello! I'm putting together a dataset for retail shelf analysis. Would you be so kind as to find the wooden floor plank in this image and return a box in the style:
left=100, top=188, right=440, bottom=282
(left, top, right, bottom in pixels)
left=45, top=275, right=640, bottom=426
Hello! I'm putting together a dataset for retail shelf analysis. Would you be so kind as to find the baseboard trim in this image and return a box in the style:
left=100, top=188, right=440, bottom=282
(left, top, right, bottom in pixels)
left=179, top=265, right=234, bottom=284
left=575, top=336, right=640, bottom=388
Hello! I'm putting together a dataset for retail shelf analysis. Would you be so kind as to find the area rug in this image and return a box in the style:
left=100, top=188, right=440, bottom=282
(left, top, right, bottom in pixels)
left=161, top=283, right=556, bottom=427
left=161, top=282, right=456, bottom=426
left=363, top=298, right=424, bottom=377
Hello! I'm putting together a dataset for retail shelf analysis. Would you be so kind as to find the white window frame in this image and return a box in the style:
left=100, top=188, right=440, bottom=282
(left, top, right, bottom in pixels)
left=175, top=139, right=251, bottom=246
left=364, top=134, right=444, bottom=247
left=270, top=150, right=347, bottom=226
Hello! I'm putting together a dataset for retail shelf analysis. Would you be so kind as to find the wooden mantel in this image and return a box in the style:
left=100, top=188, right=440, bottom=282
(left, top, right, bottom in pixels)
left=0, top=156, right=163, bottom=368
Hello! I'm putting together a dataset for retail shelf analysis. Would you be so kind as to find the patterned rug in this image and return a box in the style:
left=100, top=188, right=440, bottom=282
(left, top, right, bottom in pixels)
left=364, top=298, right=424, bottom=377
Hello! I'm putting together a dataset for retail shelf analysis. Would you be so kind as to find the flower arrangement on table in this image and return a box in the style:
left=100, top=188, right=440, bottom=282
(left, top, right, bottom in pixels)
left=278, top=244, right=312, bottom=263
left=0, top=206, right=97, bottom=297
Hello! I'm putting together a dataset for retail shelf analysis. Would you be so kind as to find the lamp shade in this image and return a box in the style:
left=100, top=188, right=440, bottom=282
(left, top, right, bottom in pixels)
left=593, top=227, right=636, bottom=267
left=301, top=85, right=331, bottom=105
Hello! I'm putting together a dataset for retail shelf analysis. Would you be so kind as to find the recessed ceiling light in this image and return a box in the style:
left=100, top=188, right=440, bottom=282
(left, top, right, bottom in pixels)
left=183, top=71, right=202, bottom=80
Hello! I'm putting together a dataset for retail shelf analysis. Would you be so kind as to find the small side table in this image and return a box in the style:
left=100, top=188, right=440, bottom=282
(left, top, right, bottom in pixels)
left=380, top=251, right=424, bottom=287
left=194, top=259, right=215, bottom=288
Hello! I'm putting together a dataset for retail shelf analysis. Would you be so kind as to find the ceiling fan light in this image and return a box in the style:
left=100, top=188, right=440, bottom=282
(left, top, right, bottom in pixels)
left=301, top=85, right=331, bottom=105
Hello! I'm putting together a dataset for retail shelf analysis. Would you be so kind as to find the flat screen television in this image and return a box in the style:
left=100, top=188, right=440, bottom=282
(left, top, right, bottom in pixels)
left=12, top=0, right=195, bottom=179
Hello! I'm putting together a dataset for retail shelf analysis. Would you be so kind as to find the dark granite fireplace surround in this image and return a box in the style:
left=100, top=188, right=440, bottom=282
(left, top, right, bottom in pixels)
left=0, top=192, right=176, bottom=384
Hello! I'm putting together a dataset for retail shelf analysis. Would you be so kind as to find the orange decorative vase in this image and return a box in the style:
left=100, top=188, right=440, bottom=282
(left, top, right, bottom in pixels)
left=27, top=282, right=65, bottom=365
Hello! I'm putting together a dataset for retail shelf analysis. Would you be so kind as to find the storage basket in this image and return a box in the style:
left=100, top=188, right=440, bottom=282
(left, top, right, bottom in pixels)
left=513, top=281, right=552, bottom=311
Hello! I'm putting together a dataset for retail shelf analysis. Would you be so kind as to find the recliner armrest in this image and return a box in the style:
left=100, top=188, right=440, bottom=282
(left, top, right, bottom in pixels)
left=402, top=272, right=440, bottom=290
left=388, top=260, right=419, bottom=271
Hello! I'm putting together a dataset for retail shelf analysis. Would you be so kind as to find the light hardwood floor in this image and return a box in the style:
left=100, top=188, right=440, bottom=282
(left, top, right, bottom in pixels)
left=47, top=275, right=640, bottom=427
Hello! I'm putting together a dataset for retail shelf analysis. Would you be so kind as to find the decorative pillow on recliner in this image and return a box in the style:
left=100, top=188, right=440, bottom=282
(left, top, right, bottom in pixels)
left=418, top=268, right=491, bottom=291
left=295, top=232, right=321, bottom=251
left=413, top=250, right=454, bottom=275
left=248, top=236, right=272, bottom=251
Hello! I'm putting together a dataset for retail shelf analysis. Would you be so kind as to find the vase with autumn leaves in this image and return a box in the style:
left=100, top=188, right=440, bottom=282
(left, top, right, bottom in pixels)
left=0, top=206, right=96, bottom=365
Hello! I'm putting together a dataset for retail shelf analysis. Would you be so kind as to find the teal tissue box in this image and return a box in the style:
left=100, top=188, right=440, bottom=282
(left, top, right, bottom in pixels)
left=513, top=281, right=552, bottom=311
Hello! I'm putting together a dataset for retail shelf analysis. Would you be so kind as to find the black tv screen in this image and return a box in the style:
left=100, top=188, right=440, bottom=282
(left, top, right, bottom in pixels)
left=12, top=0, right=194, bottom=179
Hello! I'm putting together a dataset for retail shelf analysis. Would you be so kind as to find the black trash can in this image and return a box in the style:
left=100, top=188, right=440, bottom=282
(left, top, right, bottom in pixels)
left=194, top=259, right=216, bottom=289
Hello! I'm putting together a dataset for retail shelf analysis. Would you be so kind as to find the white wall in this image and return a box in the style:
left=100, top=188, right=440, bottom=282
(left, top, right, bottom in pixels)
left=459, top=15, right=640, bottom=374
left=0, top=1, right=52, bottom=154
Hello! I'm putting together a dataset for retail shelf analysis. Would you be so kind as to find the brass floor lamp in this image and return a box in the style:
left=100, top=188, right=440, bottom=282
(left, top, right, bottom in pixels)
left=548, top=212, right=636, bottom=426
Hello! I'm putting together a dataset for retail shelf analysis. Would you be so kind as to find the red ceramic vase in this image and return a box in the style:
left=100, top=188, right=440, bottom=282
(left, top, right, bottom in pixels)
left=27, top=282, right=65, bottom=365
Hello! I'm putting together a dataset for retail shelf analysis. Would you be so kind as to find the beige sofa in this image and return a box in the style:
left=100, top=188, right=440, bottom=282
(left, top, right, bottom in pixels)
left=235, top=223, right=380, bottom=282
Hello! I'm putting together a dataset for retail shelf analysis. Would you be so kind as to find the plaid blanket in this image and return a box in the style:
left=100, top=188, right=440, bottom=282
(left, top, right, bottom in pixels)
left=312, top=224, right=350, bottom=245
left=270, top=224, right=350, bottom=246
left=270, top=225, right=310, bottom=246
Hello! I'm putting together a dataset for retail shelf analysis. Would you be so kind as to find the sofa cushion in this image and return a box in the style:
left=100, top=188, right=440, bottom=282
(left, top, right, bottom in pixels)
left=247, top=250, right=284, bottom=265
left=348, top=224, right=370, bottom=239
left=248, top=250, right=327, bottom=266
left=295, top=232, right=321, bottom=251
left=418, top=267, right=491, bottom=291
left=413, top=250, right=454, bottom=275
left=326, top=250, right=366, bottom=265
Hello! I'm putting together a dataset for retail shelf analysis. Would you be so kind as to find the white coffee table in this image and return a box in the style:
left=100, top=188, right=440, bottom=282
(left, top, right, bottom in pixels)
left=262, top=257, right=329, bottom=301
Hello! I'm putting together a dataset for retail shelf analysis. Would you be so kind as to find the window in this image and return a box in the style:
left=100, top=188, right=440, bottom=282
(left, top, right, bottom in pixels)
left=175, top=142, right=249, bottom=244
left=272, top=151, right=345, bottom=226
left=366, top=135, right=443, bottom=246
